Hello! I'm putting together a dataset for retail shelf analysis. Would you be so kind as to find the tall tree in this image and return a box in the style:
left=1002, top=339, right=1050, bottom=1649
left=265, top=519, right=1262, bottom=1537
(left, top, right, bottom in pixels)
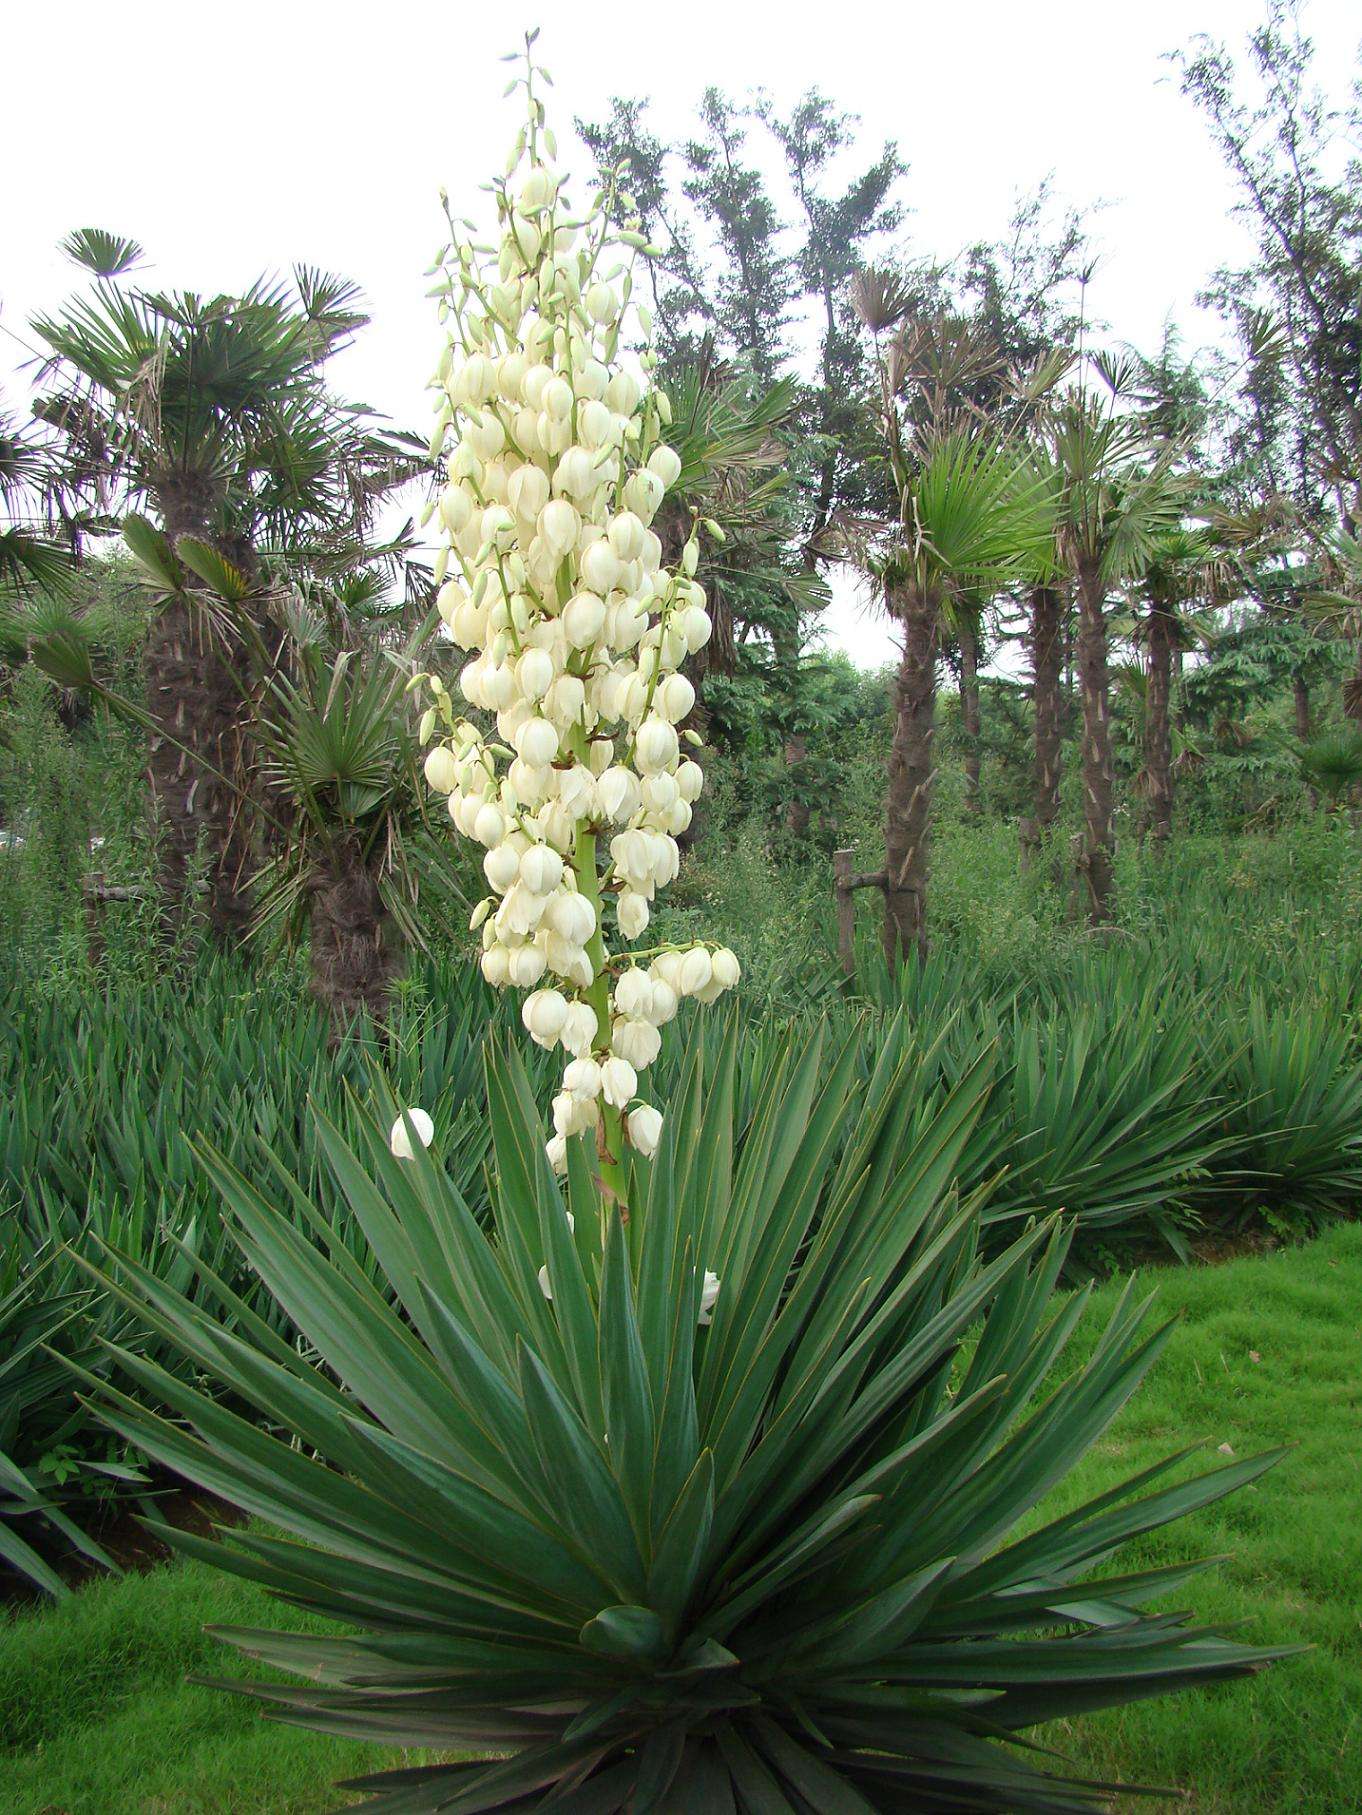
left=1134, top=526, right=1228, bottom=845
left=963, top=187, right=1088, bottom=851
left=1047, top=364, right=1184, bottom=921
left=1175, top=2, right=1362, bottom=705
left=856, top=275, right=1048, bottom=962
left=760, top=92, right=904, bottom=827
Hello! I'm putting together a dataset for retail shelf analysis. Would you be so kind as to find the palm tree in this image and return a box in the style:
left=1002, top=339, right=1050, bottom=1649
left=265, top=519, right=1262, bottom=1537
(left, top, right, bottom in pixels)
left=1026, top=570, right=1069, bottom=854
left=252, top=631, right=461, bottom=1025
left=853, top=278, right=1055, bottom=960
left=27, top=522, right=457, bottom=1023
left=1047, top=366, right=1184, bottom=921
left=30, top=230, right=419, bottom=940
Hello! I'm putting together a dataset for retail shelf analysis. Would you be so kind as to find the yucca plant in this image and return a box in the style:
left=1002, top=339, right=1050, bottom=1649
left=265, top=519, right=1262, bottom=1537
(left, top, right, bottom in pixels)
left=978, top=998, right=1230, bottom=1259
left=1297, top=725, right=1362, bottom=809
left=85, top=1021, right=1286, bottom=1810
left=1209, top=996, right=1362, bottom=1233
left=0, top=1246, right=139, bottom=1596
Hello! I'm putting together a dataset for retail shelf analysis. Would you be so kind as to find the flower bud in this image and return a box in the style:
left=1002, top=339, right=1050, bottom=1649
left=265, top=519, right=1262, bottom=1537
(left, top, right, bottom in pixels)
left=473, top=802, right=506, bottom=848
left=562, top=590, right=606, bottom=648
left=483, top=842, right=521, bottom=891
left=698, top=1269, right=721, bottom=1325
left=560, top=1000, right=599, bottom=1056
left=606, top=370, right=640, bottom=414
left=600, top=1055, right=637, bottom=1108
left=480, top=943, right=511, bottom=987
left=424, top=746, right=460, bottom=793
left=676, top=760, right=704, bottom=803
left=507, top=943, right=547, bottom=986
left=517, top=646, right=555, bottom=701
left=678, top=947, right=714, bottom=996
left=613, top=1017, right=662, bottom=1069
left=547, top=889, right=596, bottom=947
left=613, top=969, right=654, bottom=1019
left=563, top=1056, right=603, bottom=1099
left=522, top=987, right=569, bottom=1046
left=647, top=444, right=682, bottom=490
left=508, top=463, right=550, bottom=520
left=635, top=716, right=679, bottom=774
left=515, top=717, right=559, bottom=768
left=520, top=844, right=564, bottom=894
left=648, top=978, right=679, bottom=1024
left=389, top=1108, right=434, bottom=1160
left=711, top=947, right=741, bottom=991
left=617, top=889, right=649, bottom=939
left=580, top=538, right=622, bottom=594
left=627, top=1103, right=663, bottom=1157
left=539, top=498, right=580, bottom=557
left=542, top=375, right=573, bottom=421
left=607, top=511, right=646, bottom=562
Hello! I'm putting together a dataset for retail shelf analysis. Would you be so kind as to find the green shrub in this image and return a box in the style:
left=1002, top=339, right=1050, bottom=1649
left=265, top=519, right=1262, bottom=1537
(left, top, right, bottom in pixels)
left=1208, top=998, right=1362, bottom=1236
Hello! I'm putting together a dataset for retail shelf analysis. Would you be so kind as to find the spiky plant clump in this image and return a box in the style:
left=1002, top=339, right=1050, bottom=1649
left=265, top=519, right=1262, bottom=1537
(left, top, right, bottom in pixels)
left=85, top=1023, right=1288, bottom=1813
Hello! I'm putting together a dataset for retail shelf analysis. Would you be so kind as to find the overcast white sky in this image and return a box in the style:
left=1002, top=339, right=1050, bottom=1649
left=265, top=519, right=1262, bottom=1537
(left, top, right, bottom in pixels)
left=4, top=0, right=1358, bottom=669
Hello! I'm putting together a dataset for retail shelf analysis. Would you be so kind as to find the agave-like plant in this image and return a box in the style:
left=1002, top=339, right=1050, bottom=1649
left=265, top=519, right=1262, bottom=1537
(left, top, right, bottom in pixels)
left=85, top=1020, right=1286, bottom=1811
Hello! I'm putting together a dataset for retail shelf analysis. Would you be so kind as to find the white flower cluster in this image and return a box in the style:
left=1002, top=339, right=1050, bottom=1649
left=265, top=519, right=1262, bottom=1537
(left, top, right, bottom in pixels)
left=416, top=65, right=739, bottom=1175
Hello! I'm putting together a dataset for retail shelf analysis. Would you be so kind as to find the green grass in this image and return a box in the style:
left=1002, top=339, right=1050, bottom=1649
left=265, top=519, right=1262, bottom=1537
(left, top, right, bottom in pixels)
left=1045, top=1220, right=1362, bottom=1810
left=0, top=1560, right=444, bottom=1812
left=3, top=1225, right=1360, bottom=1813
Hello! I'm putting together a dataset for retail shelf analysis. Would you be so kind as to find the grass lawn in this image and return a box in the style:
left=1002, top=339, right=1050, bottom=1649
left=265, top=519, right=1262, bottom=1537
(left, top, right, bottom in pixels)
left=3, top=1222, right=1359, bottom=1813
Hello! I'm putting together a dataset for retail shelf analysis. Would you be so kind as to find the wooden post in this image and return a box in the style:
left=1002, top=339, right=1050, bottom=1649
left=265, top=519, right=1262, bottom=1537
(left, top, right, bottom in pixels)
left=832, top=851, right=889, bottom=984
left=84, top=871, right=106, bottom=968
left=834, top=848, right=856, bottom=979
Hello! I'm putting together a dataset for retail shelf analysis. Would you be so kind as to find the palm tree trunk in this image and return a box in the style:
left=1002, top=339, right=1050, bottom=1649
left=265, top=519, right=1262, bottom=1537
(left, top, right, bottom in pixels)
left=959, top=621, right=982, bottom=816
left=1028, top=584, right=1064, bottom=848
left=1293, top=670, right=1312, bottom=741
left=1145, top=602, right=1175, bottom=848
left=144, top=600, right=255, bottom=941
left=784, top=730, right=810, bottom=835
left=307, top=844, right=399, bottom=1027
left=1347, top=641, right=1362, bottom=727
left=883, top=580, right=937, bottom=967
left=145, top=493, right=257, bottom=943
left=1075, top=555, right=1115, bottom=924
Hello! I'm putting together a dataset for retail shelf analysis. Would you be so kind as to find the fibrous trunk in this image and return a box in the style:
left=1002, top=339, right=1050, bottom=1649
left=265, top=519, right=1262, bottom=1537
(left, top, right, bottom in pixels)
left=144, top=491, right=262, bottom=944
left=959, top=620, right=981, bottom=816
left=307, top=845, right=399, bottom=1027
left=144, top=589, right=255, bottom=943
left=1144, top=601, right=1175, bottom=848
left=1347, top=641, right=1362, bottom=726
left=1029, top=584, right=1064, bottom=845
left=1075, top=555, right=1115, bottom=924
left=1293, top=670, right=1312, bottom=742
left=883, top=580, right=937, bottom=967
